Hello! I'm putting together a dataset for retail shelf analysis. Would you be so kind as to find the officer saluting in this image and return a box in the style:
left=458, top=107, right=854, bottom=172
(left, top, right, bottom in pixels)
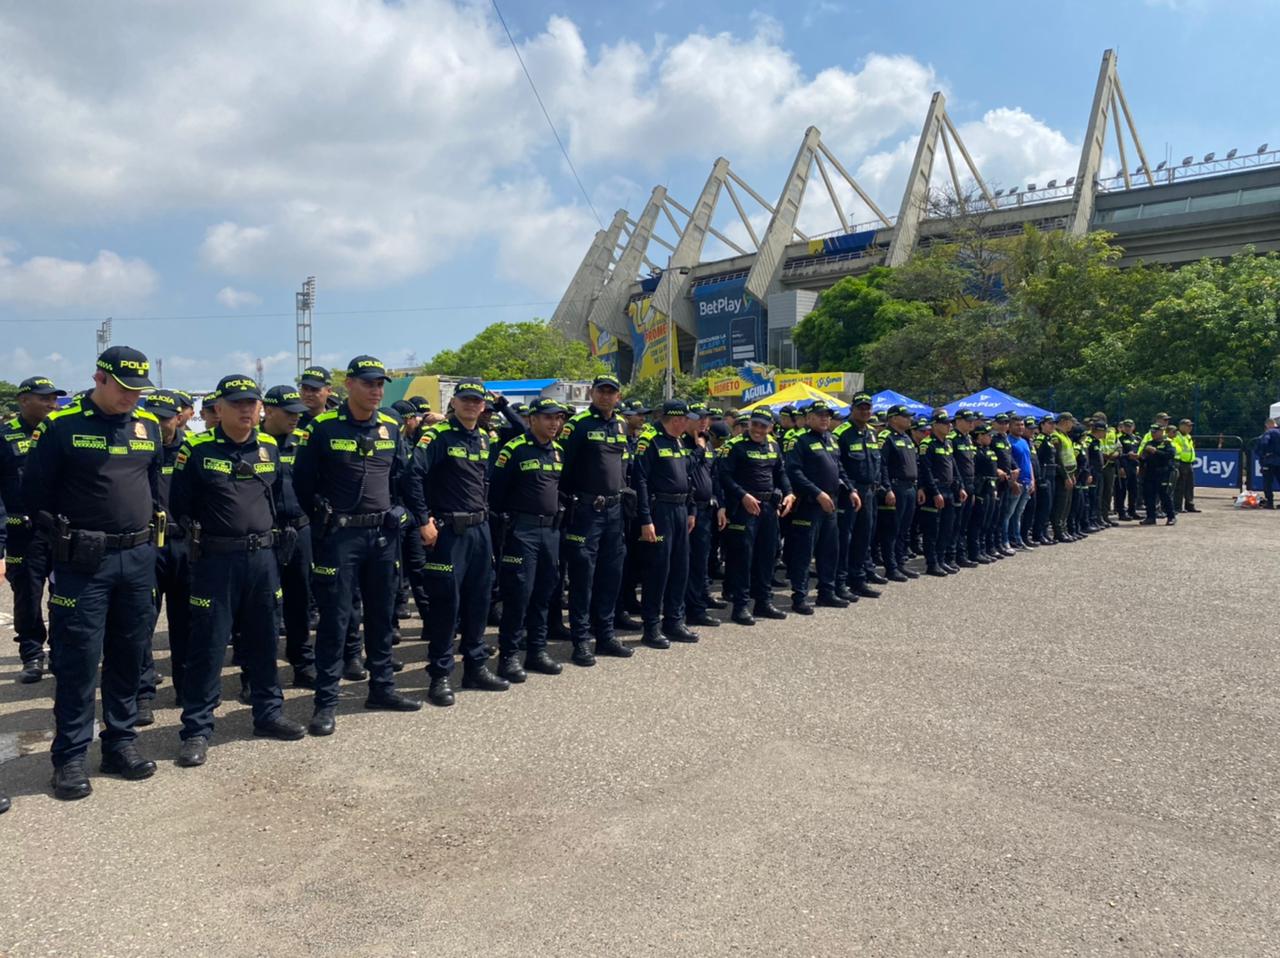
left=489, top=396, right=568, bottom=682
left=405, top=379, right=509, bottom=706
left=24, top=347, right=163, bottom=801
left=169, top=376, right=306, bottom=767
left=293, top=356, right=421, bottom=736
left=1, top=375, right=66, bottom=684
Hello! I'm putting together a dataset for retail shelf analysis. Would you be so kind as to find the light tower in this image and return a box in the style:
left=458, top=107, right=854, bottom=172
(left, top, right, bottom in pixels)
left=295, top=276, right=315, bottom=380
left=95, top=318, right=112, bottom=357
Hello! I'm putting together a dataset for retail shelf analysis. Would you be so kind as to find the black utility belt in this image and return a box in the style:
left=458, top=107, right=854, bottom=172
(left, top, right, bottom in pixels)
left=288, top=515, right=311, bottom=530
left=510, top=512, right=559, bottom=528
left=332, top=511, right=385, bottom=528
left=652, top=493, right=689, bottom=504
left=199, top=530, right=276, bottom=554
left=576, top=493, right=620, bottom=510
left=693, top=497, right=718, bottom=510
left=86, top=528, right=153, bottom=550
left=891, top=478, right=918, bottom=487
left=437, top=511, right=487, bottom=533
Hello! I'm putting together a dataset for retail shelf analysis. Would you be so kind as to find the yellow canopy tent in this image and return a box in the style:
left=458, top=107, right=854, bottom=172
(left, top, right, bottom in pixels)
left=740, top=382, right=850, bottom=413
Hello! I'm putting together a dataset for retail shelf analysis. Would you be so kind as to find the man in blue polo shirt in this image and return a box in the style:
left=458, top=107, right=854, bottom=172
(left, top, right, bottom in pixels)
left=1007, top=416, right=1035, bottom=549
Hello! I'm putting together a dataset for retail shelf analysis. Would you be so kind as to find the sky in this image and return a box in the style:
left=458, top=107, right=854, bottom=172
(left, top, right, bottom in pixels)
left=1, top=0, right=1276, bottom=392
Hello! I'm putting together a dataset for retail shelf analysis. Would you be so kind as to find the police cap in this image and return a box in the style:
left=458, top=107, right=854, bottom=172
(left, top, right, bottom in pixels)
left=1090, top=420, right=1107, bottom=431
left=263, top=385, right=307, bottom=413
left=955, top=408, right=977, bottom=421
left=622, top=399, right=650, bottom=416
left=806, top=401, right=835, bottom=416
left=852, top=392, right=872, bottom=406
left=17, top=376, right=66, bottom=397
left=973, top=422, right=991, bottom=435
left=390, top=399, right=418, bottom=418
left=345, top=356, right=391, bottom=382
left=1023, top=416, right=1037, bottom=427
left=708, top=421, right=730, bottom=439
left=453, top=380, right=486, bottom=399
left=748, top=409, right=774, bottom=425
left=911, top=416, right=930, bottom=430
left=932, top=410, right=951, bottom=423
left=1155, top=411, right=1171, bottom=420
left=779, top=404, right=795, bottom=417
left=592, top=373, right=622, bottom=391
left=993, top=413, right=1009, bottom=423
left=174, top=390, right=195, bottom=409
left=143, top=389, right=180, bottom=419
left=661, top=399, right=691, bottom=418
left=408, top=395, right=432, bottom=414
left=97, top=345, right=153, bottom=390
left=686, top=401, right=708, bottom=421
left=1040, top=414, right=1056, bottom=425
left=885, top=404, right=911, bottom=419
left=299, top=366, right=331, bottom=387
left=527, top=396, right=565, bottom=417
left=214, top=375, right=263, bottom=402
left=1056, top=411, right=1075, bottom=423
left=1180, top=418, right=1193, bottom=426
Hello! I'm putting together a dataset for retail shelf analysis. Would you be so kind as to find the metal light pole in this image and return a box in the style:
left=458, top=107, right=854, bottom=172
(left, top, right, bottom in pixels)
left=296, top=276, right=316, bottom=380
left=95, top=318, right=112, bottom=357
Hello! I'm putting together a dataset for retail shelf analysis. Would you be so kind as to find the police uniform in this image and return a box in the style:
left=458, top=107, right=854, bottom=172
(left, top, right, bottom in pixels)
left=784, top=402, right=850, bottom=610
left=1, top=376, right=65, bottom=681
left=262, top=385, right=317, bottom=686
left=878, top=407, right=920, bottom=580
left=170, top=377, right=306, bottom=763
left=489, top=397, right=566, bottom=681
left=1032, top=420, right=1060, bottom=543
left=1115, top=424, right=1142, bottom=520
left=716, top=410, right=790, bottom=623
left=990, top=417, right=1017, bottom=553
left=1140, top=427, right=1177, bottom=524
left=293, top=356, right=420, bottom=733
left=917, top=413, right=960, bottom=575
left=833, top=393, right=883, bottom=597
left=681, top=402, right=719, bottom=628
left=558, top=374, right=632, bottom=662
left=1050, top=417, right=1077, bottom=541
left=24, top=347, right=163, bottom=799
left=633, top=400, right=699, bottom=645
left=405, top=379, right=509, bottom=704
left=947, top=412, right=978, bottom=567
left=971, top=425, right=1000, bottom=561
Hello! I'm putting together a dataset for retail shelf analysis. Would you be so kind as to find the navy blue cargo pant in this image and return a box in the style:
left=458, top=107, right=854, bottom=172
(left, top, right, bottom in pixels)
left=684, top=501, right=715, bottom=619
left=181, top=547, right=283, bottom=741
left=277, top=524, right=315, bottom=674
left=48, top=542, right=156, bottom=768
left=498, top=516, right=558, bottom=657
left=152, top=535, right=192, bottom=700
left=7, top=523, right=51, bottom=664
left=640, top=500, right=690, bottom=629
left=723, top=501, right=779, bottom=610
left=878, top=481, right=917, bottom=572
left=311, top=526, right=399, bottom=709
left=565, top=496, right=624, bottom=644
left=422, top=521, right=492, bottom=678
left=787, top=501, right=838, bottom=600
left=949, top=487, right=974, bottom=563
left=920, top=493, right=955, bottom=569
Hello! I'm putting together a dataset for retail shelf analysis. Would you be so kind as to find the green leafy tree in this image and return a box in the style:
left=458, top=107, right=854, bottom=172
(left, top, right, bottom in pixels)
left=424, top=320, right=608, bottom=380
left=623, top=373, right=711, bottom=409
left=792, top=270, right=930, bottom=371
left=0, top=380, right=19, bottom=416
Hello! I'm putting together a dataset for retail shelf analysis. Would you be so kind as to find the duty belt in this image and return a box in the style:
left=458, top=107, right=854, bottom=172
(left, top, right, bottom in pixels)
left=199, top=530, right=276, bottom=554
left=332, top=511, right=385, bottom=528
left=652, top=492, right=689, bottom=504
left=438, top=511, right=487, bottom=528
left=576, top=492, right=620, bottom=509
left=88, top=529, right=152, bottom=550
left=288, top=515, right=311, bottom=530
left=510, top=512, right=557, bottom=528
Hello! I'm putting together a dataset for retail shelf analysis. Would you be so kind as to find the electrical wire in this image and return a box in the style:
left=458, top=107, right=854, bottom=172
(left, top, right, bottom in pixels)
left=490, top=0, right=604, bottom=229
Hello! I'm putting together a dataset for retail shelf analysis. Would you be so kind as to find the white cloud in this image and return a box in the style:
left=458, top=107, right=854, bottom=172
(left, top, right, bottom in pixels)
left=215, top=285, right=261, bottom=309
left=0, top=242, right=157, bottom=308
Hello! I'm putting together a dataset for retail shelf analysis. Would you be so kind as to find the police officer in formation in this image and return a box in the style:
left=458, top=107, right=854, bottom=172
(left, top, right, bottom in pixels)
left=294, top=356, right=420, bottom=735
left=877, top=405, right=920, bottom=582
left=917, top=411, right=963, bottom=577
left=833, top=392, right=883, bottom=599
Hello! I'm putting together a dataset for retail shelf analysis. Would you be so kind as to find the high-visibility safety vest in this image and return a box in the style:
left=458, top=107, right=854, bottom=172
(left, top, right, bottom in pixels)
left=1052, top=431, right=1077, bottom=470
left=1172, top=433, right=1196, bottom=462
left=1101, top=427, right=1119, bottom=457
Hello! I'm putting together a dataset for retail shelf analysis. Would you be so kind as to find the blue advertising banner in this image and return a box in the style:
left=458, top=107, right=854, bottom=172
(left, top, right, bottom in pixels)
left=1193, top=449, right=1243, bottom=488
left=692, top=277, right=764, bottom=373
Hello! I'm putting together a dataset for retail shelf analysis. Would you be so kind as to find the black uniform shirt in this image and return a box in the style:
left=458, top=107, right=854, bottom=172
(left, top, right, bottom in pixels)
left=489, top=431, right=562, bottom=516
left=951, top=430, right=976, bottom=486
left=992, top=431, right=1015, bottom=476
left=880, top=428, right=919, bottom=483
left=1141, top=438, right=1175, bottom=480
left=0, top=413, right=39, bottom=518
left=23, top=395, right=162, bottom=534
left=833, top=421, right=884, bottom=489
left=157, top=436, right=184, bottom=508
left=633, top=428, right=691, bottom=523
left=406, top=416, right=490, bottom=523
left=918, top=434, right=959, bottom=499
left=1034, top=432, right=1059, bottom=478
left=293, top=402, right=405, bottom=518
left=786, top=428, right=847, bottom=501
left=559, top=405, right=629, bottom=498
left=975, top=444, right=999, bottom=490
left=717, top=434, right=790, bottom=502
left=683, top=433, right=715, bottom=504
left=169, top=426, right=289, bottom=538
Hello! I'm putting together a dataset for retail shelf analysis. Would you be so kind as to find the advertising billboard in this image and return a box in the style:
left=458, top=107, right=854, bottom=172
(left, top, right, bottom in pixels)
left=692, top=277, right=764, bottom=374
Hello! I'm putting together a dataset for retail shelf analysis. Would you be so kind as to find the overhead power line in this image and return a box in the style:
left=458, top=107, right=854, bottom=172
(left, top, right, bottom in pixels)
left=0, top=300, right=563, bottom=326
left=490, top=0, right=604, bottom=229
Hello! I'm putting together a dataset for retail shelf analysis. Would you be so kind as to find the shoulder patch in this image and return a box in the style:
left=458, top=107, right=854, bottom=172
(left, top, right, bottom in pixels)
left=314, top=410, right=339, bottom=425
left=377, top=411, right=398, bottom=425
left=47, top=402, right=84, bottom=423
left=134, top=408, right=159, bottom=424
left=257, top=432, right=278, bottom=446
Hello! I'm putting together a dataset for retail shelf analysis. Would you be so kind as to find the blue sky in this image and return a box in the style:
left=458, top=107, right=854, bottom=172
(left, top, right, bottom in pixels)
left=0, top=0, right=1275, bottom=391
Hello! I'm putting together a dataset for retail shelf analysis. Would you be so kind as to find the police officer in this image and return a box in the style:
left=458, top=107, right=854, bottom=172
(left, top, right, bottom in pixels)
left=990, top=414, right=1018, bottom=556
left=488, top=397, right=567, bottom=682
left=682, top=401, right=720, bottom=629
left=1, top=375, right=65, bottom=683
left=558, top=374, right=633, bottom=666
left=1140, top=424, right=1177, bottom=525
left=294, top=356, right=421, bottom=735
left=1115, top=419, right=1142, bottom=519
left=918, top=411, right=962, bottom=576
left=261, top=385, right=317, bottom=688
left=833, top=392, right=883, bottom=599
left=878, top=405, right=919, bottom=582
left=947, top=409, right=978, bottom=568
left=170, top=376, right=306, bottom=767
left=138, top=389, right=186, bottom=723
left=297, top=365, right=332, bottom=429
left=1032, top=415, right=1059, bottom=544
left=633, top=399, right=700, bottom=647
left=716, top=409, right=794, bottom=625
left=1173, top=419, right=1198, bottom=512
left=971, top=423, right=999, bottom=561
left=1051, top=413, right=1078, bottom=542
left=25, top=346, right=163, bottom=800
left=406, top=379, right=509, bottom=705
left=785, top=401, right=856, bottom=613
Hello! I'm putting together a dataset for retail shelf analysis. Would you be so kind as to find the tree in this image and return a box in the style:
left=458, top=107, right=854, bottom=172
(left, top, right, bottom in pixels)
left=792, top=270, right=930, bottom=372
left=623, top=372, right=711, bottom=409
left=423, top=320, right=607, bottom=380
left=0, top=380, right=19, bottom=416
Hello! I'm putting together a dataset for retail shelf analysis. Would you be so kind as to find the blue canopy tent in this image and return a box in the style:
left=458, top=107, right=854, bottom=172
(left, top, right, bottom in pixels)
left=941, top=388, right=1053, bottom=420
left=870, top=389, right=930, bottom=415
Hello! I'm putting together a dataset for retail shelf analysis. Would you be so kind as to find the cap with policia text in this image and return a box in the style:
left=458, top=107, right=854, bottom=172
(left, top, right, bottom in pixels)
left=390, top=399, right=418, bottom=418
left=686, top=401, right=708, bottom=421
left=345, top=356, right=391, bottom=382
left=932, top=410, right=952, bottom=423
left=528, top=396, right=567, bottom=416
left=264, top=385, right=307, bottom=413
left=852, top=392, right=873, bottom=406
left=912, top=416, right=930, bottom=430
left=592, top=373, right=622, bottom=390
left=807, top=401, right=835, bottom=415
left=621, top=398, right=650, bottom=416
left=17, top=376, right=66, bottom=397
left=955, top=408, right=977, bottom=421
left=97, top=346, right=154, bottom=390
left=299, top=366, right=331, bottom=387
left=143, top=389, right=180, bottom=419
left=174, top=389, right=195, bottom=409
left=453, top=380, right=486, bottom=399
left=885, top=404, right=912, bottom=419
left=661, top=399, right=691, bottom=417
left=214, top=375, right=263, bottom=402
left=749, top=408, right=774, bottom=425
left=408, top=395, right=432, bottom=414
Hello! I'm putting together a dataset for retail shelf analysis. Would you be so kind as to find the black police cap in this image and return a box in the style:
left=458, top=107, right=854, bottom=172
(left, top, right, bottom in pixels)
left=97, top=346, right=153, bottom=390
left=214, top=375, right=262, bottom=402
left=143, top=389, right=180, bottom=419
left=263, top=385, right=307, bottom=413
left=346, top=356, right=390, bottom=382
left=528, top=396, right=566, bottom=417
left=299, top=366, right=331, bottom=387
left=17, top=376, right=66, bottom=397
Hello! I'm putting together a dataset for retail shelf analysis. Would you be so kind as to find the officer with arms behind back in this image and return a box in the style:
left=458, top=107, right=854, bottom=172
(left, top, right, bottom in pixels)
left=24, top=347, right=163, bottom=801
left=170, top=376, right=307, bottom=767
left=488, top=397, right=568, bottom=682
left=293, top=356, right=422, bottom=736
left=2, top=376, right=66, bottom=684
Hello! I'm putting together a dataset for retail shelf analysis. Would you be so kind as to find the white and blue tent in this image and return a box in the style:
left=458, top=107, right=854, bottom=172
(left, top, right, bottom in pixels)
left=870, top=389, right=931, bottom=416
left=941, top=388, right=1053, bottom=420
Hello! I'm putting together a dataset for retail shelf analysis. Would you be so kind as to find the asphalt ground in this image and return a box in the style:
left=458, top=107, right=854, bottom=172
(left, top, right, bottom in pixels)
left=1, top=488, right=1278, bottom=956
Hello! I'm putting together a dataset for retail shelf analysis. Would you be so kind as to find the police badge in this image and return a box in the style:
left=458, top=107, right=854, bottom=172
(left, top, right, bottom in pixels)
left=378, top=425, right=389, bottom=439
left=259, top=446, right=270, bottom=462
left=134, top=422, right=147, bottom=439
